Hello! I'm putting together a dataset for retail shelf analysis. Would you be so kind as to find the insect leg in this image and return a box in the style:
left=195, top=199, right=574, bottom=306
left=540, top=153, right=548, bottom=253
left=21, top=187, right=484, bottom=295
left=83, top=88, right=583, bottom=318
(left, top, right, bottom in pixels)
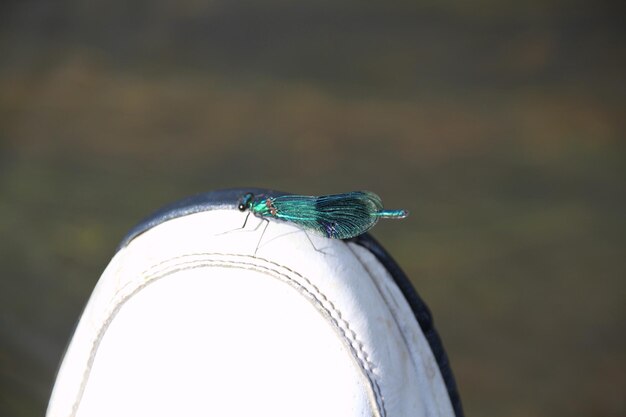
left=258, top=224, right=333, bottom=255
left=241, top=211, right=251, bottom=229
left=302, top=230, right=332, bottom=255
left=254, top=219, right=270, bottom=256
left=217, top=212, right=266, bottom=236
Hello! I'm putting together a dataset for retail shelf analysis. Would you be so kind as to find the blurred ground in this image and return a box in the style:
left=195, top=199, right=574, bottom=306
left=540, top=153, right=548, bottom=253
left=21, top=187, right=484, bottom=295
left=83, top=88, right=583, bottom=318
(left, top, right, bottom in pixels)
left=0, top=1, right=624, bottom=416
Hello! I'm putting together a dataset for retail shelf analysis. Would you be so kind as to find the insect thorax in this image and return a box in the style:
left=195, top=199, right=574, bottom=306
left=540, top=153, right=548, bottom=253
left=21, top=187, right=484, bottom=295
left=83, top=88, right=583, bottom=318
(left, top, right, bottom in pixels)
left=251, top=198, right=276, bottom=217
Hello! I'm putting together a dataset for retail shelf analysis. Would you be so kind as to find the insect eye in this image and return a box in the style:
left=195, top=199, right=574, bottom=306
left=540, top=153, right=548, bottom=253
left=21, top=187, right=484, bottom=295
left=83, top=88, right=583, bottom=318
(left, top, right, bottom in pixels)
left=238, top=193, right=254, bottom=211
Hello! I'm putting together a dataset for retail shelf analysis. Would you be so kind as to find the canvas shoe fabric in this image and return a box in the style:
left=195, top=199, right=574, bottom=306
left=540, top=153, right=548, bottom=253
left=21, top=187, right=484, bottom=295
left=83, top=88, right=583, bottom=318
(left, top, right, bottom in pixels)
left=46, top=189, right=462, bottom=417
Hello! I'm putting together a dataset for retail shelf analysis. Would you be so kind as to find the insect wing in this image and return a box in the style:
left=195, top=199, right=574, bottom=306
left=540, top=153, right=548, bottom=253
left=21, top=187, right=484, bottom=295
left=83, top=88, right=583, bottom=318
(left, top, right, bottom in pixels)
left=272, top=191, right=383, bottom=239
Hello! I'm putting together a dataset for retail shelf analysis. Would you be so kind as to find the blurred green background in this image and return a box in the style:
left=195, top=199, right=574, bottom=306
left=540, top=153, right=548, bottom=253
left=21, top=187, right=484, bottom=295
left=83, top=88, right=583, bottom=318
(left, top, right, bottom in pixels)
left=1, top=1, right=624, bottom=416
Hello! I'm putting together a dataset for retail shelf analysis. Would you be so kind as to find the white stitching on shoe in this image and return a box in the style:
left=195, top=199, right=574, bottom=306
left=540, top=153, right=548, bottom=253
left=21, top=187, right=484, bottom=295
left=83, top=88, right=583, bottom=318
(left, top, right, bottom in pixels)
left=70, top=253, right=386, bottom=417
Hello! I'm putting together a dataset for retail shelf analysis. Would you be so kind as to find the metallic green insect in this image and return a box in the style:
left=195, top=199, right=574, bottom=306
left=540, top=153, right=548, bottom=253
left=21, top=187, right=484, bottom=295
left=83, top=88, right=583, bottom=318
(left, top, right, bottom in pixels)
left=237, top=191, right=408, bottom=241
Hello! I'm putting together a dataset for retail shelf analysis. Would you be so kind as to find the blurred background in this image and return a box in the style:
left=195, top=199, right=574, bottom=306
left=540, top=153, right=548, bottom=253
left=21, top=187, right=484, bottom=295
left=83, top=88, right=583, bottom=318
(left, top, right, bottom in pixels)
left=0, top=0, right=624, bottom=416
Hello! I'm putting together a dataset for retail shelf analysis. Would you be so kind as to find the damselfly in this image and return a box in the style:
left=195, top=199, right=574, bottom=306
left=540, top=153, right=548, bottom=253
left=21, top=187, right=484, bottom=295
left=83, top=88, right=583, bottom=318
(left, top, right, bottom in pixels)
left=236, top=191, right=408, bottom=253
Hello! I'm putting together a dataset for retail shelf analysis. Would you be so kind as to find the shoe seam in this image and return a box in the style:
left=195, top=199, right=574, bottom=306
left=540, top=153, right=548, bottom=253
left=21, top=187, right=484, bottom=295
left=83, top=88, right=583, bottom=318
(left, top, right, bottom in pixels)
left=70, top=253, right=386, bottom=417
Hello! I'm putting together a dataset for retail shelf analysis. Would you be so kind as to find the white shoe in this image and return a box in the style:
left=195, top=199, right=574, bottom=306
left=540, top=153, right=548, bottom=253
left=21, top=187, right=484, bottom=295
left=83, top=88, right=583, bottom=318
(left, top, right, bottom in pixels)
left=47, top=189, right=463, bottom=417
